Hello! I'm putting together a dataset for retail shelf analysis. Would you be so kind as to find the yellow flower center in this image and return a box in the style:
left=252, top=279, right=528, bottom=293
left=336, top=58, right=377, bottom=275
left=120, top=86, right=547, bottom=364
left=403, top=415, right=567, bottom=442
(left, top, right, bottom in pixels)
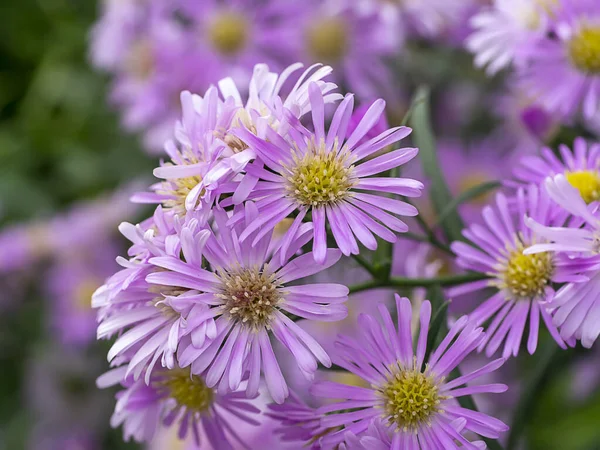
left=379, top=365, right=443, bottom=432
left=156, top=369, right=214, bottom=413
left=74, top=279, right=100, bottom=311
left=565, top=169, right=600, bottom=204
left=158, top=175, right=203, bottom=216
left=126, top=40, right=154, bottom=80
left=149, top=284, right=189, bottom=319
left=568, top=25, right=600, bottom=74
left=284, top=140, right=355, bottom=207
left=457, top=172, right=494, bottom=206
left=217, top=266, right=282, bottom=328
left=306, top=18, right=348, bottom=63
left=208, top=13, right=248, bottom=55
left=502, top=242, right=554, bottom=299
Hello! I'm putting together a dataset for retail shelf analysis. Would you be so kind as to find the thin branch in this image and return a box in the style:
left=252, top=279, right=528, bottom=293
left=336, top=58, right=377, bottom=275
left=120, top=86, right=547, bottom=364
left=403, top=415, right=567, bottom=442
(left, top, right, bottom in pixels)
left=348, top=272, right=488, bottom=294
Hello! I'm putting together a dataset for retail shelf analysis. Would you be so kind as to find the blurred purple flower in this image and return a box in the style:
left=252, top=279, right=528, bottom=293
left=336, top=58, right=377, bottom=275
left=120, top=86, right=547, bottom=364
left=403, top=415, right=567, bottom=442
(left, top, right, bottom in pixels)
left=466, top=0, right=550, bottom=75
left=518, top=0, right=600, bottom=121
left=46, top=243, right=118, bottom=348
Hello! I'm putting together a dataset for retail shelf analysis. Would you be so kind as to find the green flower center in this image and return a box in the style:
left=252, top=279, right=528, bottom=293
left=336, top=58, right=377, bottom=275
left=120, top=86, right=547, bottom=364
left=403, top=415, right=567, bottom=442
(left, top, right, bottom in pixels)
left=306, top=18, right=348, bottom=63
left=284, top=141, right=355, bottom=207
left=380, top=366, right=442, bottom=432
left=568, top=25, right=600, bottom=74
left=502, top=242, right=554, bottom=299
left=217, top=267, right=281, bottom=328
left=156, top=369, right=214, bottom=413
left=565, top=169, right=600, bottom=204
left=209, top=13, right=248, bottom=55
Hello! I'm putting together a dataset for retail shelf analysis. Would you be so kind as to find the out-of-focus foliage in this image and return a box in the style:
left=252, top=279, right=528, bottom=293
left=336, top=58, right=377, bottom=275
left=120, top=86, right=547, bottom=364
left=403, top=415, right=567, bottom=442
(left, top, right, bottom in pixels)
left=0, top=0, right=153, bottom=222
left=0, top=0, right=150, bottom=448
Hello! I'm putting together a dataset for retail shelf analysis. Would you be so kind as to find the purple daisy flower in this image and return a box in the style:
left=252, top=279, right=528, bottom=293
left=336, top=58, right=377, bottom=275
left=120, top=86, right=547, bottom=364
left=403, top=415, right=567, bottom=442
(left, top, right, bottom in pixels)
left=512, top=137, right=600, bottom=204
left=466, top=0, right=550, bottom=75
left=266, top=391, right=325, bottom=448
left=309, top=295, right=508, bottom=448
left=150, top=203, right=348, bottom=403
left=525, top=174, right=600, bottom=347
left=93, top=207, right=211, bottom=382
left=233, top=83, right=423, bottom=263
left=518, top=0, right=600, bottom=120
left=132, top=63, right=340, bottom=218
left=340, top=418, right=490, bottom=450
left=97, top=365, right=260, bottom=448
left=449, top=186, right=594, bottom=358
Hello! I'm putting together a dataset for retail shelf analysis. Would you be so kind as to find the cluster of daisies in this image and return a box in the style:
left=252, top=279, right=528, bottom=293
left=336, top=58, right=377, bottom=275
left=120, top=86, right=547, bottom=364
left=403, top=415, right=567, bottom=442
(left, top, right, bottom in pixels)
left=92, top=62, right=514, bottom=448
left=84, top=0, right=600, bottom=449
left=88, top=53, right=600, bottom=447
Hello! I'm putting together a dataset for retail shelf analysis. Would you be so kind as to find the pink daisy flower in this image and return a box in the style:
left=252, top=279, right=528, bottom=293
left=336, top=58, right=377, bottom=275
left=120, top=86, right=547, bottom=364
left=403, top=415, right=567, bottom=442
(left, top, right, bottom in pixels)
left=132, top=63, right=340, bottom=218
left=93, top=207, right=213, bottom=382
left=232, top=83, right=423, bottom=263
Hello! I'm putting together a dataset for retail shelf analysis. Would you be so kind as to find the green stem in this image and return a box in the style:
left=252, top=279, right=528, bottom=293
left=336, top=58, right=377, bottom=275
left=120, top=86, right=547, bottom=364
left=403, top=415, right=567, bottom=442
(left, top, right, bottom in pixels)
left=350, top=253, right=380, bottom=279
left=348, top=272, right=488, bottom=294
left=404, top=200, right=454, bottom=255
left=506, top=345, right=560, bottom=450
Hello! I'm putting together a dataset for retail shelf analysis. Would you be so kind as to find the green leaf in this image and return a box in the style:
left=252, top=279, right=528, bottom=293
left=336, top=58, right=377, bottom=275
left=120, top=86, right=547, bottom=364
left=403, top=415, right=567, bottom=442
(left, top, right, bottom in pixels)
left=506, top=344, right=562, bottom=450
left=409, top=87, right=464, bottom=242
left=423, top=298, right=449, bottom=369
left=433, top=180, right=501, bottom=231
